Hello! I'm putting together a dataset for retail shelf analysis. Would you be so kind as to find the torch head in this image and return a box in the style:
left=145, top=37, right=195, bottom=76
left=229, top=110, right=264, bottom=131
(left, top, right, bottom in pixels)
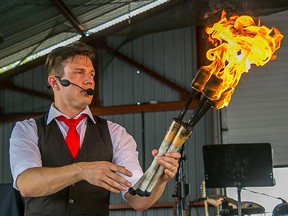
left=191, top=11, right=283, bottom=109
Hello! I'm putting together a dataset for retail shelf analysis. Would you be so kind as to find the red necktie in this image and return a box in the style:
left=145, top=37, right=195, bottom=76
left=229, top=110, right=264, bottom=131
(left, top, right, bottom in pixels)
left=56, top=114, right=87, bottom=158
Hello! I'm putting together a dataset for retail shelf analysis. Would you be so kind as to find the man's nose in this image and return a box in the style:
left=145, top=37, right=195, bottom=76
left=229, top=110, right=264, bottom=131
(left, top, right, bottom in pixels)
left=84, top=73, right=94, bottom=83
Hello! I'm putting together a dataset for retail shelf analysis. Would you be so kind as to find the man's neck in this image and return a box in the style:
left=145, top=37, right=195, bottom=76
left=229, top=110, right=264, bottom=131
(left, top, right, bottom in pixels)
left=53, top=103, right=86, bottom=119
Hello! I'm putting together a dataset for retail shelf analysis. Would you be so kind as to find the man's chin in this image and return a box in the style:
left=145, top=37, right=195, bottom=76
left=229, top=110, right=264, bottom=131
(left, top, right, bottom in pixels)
left=83, top=97, right=93, bottom=105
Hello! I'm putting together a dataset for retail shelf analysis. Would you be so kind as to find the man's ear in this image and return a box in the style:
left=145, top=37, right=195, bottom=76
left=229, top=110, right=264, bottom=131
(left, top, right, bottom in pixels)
left=47, top=76, right=60, bottom=90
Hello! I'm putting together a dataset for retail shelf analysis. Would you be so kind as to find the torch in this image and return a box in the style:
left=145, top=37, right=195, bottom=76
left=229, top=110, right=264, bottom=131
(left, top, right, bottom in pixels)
left=129, top=11, right=283, bottom=197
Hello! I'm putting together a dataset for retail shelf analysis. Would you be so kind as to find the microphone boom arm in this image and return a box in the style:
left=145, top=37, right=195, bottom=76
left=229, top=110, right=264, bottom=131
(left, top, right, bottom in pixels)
left=56, top=76, right=94, bottom=96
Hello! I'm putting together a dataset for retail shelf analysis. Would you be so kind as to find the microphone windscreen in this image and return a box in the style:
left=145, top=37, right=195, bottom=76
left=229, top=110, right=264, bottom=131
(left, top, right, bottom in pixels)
left=86, top=88, right=94, bottom=96
left=59, top=79, right=70, bottom=87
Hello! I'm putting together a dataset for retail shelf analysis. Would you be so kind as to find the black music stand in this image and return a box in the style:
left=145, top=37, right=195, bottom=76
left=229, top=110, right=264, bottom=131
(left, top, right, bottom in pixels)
left=202, top=143, right=275, bottom=216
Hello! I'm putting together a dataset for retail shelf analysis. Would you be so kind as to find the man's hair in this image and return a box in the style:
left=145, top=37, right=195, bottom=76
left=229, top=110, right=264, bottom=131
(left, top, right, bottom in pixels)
left=45, top=42, right=95, bottom=79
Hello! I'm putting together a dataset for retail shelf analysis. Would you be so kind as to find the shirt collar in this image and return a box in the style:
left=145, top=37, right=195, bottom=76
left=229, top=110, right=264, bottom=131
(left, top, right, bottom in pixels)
left=47, top=103, right=96, bottom=125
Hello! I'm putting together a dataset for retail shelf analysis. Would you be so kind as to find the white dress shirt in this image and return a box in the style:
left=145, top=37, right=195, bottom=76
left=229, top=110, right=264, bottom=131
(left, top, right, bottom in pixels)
left=9, top=104, right=143, bottom=197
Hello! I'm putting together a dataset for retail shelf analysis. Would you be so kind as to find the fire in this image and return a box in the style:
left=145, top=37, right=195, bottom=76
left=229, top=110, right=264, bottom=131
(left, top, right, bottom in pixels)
left=192, top=11, right=283, bottom=109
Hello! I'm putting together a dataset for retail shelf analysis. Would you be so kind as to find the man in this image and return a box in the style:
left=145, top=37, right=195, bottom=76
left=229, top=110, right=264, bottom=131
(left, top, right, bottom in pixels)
left=10, top=42, right=180, bottom=215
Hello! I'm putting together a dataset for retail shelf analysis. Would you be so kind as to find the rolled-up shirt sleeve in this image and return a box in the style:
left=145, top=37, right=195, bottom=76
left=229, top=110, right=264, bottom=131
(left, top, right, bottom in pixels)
left=9, top=119, right=42, bottom=189
left=108, top=121, right=143, bottom=197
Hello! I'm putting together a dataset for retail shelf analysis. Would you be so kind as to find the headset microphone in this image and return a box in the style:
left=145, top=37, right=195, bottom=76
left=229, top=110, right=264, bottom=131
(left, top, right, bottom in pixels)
left=58, top=78, right=94, bottom=96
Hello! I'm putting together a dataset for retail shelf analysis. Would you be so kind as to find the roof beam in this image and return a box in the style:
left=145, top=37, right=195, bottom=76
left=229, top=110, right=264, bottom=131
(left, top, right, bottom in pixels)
left=0, top=81, right=52, bottom=100
left=0, top=55, right=47, bottom=82
left=0, top=100, right=199, bottom=122
left=50, top=0, right=86, bottom=37
left=90, top=100, right=198, bottom=116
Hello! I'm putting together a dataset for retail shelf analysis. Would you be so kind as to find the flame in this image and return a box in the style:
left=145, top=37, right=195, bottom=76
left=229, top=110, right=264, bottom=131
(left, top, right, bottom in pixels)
left=192, top=11, right=283, bottom=109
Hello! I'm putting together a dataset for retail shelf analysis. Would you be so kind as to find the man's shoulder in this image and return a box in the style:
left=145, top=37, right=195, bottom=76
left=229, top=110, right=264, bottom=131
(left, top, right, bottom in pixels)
left=11, top=118, right=38, bottom=138
left=15, top=118, right=37, bottom=127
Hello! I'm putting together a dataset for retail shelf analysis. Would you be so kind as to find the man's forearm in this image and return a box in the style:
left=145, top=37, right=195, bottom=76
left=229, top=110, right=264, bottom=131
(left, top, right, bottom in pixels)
left=17, top=163, right=82, bottom=197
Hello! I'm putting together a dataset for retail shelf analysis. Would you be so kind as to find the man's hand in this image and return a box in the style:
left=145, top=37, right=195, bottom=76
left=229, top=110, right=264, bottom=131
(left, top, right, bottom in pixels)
left=152, top=149, right=181, bottom=182
left=124, top=149, right=181, bottom=211
left=76, top=161, right=133, bottom=193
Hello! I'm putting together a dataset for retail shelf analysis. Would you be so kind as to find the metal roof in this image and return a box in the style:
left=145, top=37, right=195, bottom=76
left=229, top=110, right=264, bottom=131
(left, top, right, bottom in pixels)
left=1, top=0, right=288, bottom=122
left=0, top=0, right=288, bottom=78
left=0, top=0, right=170, bottom=73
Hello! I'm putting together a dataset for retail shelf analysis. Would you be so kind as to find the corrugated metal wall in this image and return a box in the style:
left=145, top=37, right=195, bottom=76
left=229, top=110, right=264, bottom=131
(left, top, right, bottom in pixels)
left=2, top=65, right=50, bottom=113
left=99, top=28, right=195, bottom=106
left=0, top=26, right=214, bottom=215
left=100, top=27, right=214, bottom=215
left=107, top=111, right=213, bottom=215
left=221, top=10, right=288, bottom=167
left=0, top=64, right=51, bottom=183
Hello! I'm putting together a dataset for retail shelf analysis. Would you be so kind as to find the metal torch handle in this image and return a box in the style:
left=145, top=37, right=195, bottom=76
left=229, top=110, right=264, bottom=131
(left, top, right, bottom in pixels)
left=129, top=119, right=182, bottom=196
left=145, top=124, right=193, bottom=195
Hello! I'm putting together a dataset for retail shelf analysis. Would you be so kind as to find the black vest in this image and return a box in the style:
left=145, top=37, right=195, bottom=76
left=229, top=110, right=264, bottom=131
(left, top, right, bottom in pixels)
left=24, top=115, right=113, bottom=216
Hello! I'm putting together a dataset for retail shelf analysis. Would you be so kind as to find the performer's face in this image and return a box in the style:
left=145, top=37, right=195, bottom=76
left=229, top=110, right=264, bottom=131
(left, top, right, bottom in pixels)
left=54, top=55, right=95, bottom=114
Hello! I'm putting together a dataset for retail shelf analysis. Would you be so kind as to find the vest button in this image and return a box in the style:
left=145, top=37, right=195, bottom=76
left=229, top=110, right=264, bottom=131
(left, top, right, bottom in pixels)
left=69, top=199, right=74, bottom=204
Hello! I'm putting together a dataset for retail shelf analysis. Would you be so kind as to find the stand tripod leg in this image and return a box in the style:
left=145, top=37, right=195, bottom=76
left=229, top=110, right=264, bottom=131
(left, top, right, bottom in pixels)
left=173, top=145, right=190, bottom=216
left=237, top=187, right=242, bottom=216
